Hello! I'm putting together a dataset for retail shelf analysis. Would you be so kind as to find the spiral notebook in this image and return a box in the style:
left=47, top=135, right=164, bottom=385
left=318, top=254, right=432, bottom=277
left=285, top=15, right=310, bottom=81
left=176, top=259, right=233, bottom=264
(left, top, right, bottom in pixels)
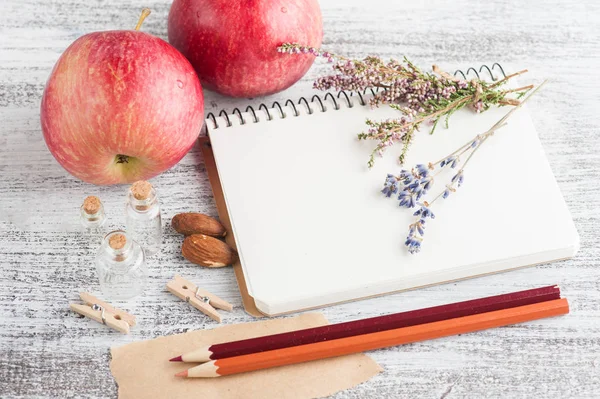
left=202, top=65, right=579, bottom=316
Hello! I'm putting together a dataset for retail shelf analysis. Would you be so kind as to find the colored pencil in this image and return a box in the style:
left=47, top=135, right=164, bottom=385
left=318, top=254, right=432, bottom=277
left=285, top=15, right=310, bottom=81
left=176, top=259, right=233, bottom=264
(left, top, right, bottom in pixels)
left=170, top=285, right=560, bottom=363
left=175, top=298, right=569, bottom=378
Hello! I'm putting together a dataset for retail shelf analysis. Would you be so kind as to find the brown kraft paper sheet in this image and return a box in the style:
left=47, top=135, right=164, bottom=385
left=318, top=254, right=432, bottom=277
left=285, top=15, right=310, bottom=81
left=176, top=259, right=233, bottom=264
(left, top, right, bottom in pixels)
left=110, top=313, right=383, bottom=399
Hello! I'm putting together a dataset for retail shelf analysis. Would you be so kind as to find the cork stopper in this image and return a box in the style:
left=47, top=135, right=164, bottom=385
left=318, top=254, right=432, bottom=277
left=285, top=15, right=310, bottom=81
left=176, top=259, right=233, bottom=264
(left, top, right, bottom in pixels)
left=82, top=196, right=102, bottom=214
left=131, top=180, right=153, bottom=200
left=109, top=233, right=127, bottom=250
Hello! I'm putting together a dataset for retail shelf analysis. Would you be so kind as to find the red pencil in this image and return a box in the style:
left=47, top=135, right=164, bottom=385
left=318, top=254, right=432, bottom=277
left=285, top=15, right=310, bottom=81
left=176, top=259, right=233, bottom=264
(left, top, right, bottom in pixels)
left=170, top=285, right=560, bottom=363
left=176, top=298, right=569, bottom=378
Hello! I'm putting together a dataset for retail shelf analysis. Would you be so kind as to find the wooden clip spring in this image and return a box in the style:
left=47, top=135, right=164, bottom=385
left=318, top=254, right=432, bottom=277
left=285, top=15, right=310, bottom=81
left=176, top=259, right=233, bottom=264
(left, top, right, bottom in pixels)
left=166, top=275, right=233, bottom=323
left=70, top=292, right=136, bottom=334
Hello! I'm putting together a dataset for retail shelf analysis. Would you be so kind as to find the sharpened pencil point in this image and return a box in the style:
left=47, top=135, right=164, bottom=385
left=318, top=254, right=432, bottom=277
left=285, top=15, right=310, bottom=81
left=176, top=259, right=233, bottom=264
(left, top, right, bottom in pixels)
left=169, top=355, right=183, bottom=362
left=175, top=370, right=188, bottom=378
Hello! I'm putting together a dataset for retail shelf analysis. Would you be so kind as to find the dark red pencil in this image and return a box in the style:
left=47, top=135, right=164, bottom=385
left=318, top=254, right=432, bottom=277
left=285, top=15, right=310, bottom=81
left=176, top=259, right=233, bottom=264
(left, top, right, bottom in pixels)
left=170, top=285, right=560, bottom=363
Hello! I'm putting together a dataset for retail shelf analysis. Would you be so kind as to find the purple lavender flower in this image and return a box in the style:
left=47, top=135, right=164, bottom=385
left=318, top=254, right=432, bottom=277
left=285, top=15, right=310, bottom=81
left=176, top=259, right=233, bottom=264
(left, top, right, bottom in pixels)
left=384, top=165, right=436, bottom=208
left=381, top=175, right=399, bottom=197
left=405, top=218, right=427, bottom=253
left=441, top=155, right=459, bottom=168
left=413, top=204, right=435, bottom=219
left=405, top=236, right=422, bottom=254
left=451, top=171, right=464, bottom=187
left=373, top=79, right=545, bottom=254
left=413, top=186, right=424, bottom=200
left=400, top=172, right=414, bottom=186
left=383, top=140, right=473, bottom=254
left=398, top=169, right=411, bottom=181
left=407, top=180, right=420, bottom=191
left=398, top=190, right=415, bottom=208
left=420, top=176, right=434, bottom=191
left=416, top=219, right=425, bottom=235
left=408, top=224, right=416, bottom=236
left=415, top=164, right=429, bottom=177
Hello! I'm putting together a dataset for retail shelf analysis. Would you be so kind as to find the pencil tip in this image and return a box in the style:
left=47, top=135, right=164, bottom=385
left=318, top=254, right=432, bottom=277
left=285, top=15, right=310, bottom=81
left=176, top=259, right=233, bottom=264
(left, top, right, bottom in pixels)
left=175, top=370, right=188, bottom=378
left=169, top=355, right=183, bottom=362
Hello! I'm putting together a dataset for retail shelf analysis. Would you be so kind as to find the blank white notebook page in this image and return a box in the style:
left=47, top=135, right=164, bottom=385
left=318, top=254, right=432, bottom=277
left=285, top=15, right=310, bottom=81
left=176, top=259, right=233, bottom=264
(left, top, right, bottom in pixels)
left=208, top=95, right=579, bottom=315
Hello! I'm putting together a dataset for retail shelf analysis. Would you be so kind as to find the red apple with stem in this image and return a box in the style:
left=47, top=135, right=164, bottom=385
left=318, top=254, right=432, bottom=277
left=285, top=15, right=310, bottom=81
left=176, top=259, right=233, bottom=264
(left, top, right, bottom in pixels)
left=168, top=0, right=323, bottom=98
left=41, top=9, right=204, bottom=185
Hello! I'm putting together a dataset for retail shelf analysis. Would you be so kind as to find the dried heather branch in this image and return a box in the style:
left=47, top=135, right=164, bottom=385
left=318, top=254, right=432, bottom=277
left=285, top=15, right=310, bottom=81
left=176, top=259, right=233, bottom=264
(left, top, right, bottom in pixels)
left=277, top=43, right=534, bottom=167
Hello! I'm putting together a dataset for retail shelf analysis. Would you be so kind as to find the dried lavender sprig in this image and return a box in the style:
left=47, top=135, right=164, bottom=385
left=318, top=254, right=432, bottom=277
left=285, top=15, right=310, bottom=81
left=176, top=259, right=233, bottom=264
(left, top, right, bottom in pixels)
left=277, top=42, right=533, bottom=168
left=383, top=81, right=547, bottom=254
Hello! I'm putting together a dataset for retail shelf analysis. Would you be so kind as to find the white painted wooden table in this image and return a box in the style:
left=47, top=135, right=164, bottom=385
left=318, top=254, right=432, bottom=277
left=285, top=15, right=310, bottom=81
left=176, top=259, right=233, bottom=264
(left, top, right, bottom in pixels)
left=1, top=0, right=599, bottom=397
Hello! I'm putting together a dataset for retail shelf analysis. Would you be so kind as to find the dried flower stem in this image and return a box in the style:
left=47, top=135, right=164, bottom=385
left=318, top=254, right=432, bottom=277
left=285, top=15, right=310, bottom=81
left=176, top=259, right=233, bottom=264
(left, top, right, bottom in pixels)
left=384, top=81, right=547, bottom=254
left=382, top=97, right=471, bottom=138
left=429, top=122, right=507, bottom=168
left=503, top=85, right=535, bottom=94
left=490, top=69, right=528, bottom=88
left=432, top=65, right=460, bottom=82
left=277, top=43, right=534, bottom=167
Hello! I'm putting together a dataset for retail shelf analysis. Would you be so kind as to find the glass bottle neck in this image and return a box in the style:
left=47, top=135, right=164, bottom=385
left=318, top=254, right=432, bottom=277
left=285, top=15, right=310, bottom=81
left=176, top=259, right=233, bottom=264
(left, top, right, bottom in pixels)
left=101, top=231, right=134, bottom=262
left=127, top=188, right=158, bottom=212
left=80, top=204, right=106, bottom=222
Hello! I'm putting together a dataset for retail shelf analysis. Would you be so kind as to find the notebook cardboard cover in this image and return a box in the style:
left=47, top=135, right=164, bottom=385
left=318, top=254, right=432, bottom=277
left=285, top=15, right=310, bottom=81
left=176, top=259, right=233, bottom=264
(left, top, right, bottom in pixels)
left=200, top=137, right=263, bottom=317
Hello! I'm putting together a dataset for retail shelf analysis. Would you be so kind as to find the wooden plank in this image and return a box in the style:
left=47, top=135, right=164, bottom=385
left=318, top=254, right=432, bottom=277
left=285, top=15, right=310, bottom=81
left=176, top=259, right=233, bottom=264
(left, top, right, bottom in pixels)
left=1, top=0, right=599, bottom=397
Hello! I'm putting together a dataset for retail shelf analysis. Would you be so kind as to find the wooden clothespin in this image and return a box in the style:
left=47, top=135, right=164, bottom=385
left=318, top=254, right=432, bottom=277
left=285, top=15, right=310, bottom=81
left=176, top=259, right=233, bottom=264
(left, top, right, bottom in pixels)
left=70, top=292, right=136, bottom=334
left=166, top=275, right=233, bottom=323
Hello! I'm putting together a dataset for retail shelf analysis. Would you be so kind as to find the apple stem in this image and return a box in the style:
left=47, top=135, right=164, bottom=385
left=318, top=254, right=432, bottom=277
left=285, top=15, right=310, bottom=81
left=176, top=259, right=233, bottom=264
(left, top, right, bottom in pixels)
left=135, top=8, right=151, bottom=31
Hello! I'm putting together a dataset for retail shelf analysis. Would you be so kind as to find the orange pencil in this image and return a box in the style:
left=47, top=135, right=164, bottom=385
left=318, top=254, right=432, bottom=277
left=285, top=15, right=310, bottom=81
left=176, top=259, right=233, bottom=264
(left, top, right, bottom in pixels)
left=176, top=298, right=569, bottom=378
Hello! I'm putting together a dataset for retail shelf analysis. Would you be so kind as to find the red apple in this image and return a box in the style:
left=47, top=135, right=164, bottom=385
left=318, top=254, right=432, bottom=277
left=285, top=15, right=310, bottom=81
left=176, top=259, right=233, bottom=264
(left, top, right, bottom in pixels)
left=168, top=0, right=322, bottom=98
left=41, top=9, right=204, bottom=185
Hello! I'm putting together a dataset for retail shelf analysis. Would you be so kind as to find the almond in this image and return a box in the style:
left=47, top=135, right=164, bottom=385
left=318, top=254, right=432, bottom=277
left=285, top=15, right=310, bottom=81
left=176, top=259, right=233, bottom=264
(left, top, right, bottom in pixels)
left=182, top=234, right=237, bottom=267
left=172, top=213, right=227, bottom=237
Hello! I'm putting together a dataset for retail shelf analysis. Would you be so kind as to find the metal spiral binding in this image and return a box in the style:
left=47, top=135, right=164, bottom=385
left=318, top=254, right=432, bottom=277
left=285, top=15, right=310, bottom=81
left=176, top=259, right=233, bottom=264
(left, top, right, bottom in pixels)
left=205, top=64, right=505, bottom=130
left=453, top=63, right=506, bottom=81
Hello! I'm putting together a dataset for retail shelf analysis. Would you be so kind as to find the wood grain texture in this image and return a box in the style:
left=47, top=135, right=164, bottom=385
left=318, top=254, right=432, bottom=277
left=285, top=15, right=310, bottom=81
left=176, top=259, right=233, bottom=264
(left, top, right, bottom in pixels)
left=1, top=0, right=599, bottom=397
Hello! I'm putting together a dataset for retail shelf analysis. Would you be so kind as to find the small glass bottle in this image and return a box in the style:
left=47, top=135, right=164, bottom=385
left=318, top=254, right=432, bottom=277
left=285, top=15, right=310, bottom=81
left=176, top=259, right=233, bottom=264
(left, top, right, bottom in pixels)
left=95, top=230, right=147, bottom=299
left=80, top=196, right=107, bottom=246
left=125, top=180, right=162, bottom=256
